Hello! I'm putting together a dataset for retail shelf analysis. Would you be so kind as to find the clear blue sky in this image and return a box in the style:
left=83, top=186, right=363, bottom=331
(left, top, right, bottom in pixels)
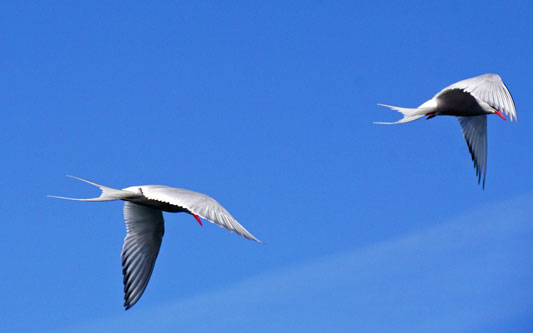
left=1, top=1, right=532, bottom=332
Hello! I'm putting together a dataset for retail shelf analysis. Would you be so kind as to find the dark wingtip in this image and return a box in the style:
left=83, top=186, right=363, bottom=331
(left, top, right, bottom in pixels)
left=124, top=296, right=135, bottom=310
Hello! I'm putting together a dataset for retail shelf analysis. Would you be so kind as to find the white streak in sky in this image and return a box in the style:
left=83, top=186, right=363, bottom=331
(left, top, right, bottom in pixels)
left=54, top=194, right=533, bottom=333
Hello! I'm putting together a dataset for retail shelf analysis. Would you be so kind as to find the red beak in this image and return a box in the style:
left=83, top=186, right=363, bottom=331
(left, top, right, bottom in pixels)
left=193, top=214, right=203, bottom=226
left=494, top=110, right=507, bottom=121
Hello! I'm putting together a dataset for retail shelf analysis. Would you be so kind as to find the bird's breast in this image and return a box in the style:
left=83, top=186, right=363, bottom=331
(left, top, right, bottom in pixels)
left=436, top=89, right=488, bottom=116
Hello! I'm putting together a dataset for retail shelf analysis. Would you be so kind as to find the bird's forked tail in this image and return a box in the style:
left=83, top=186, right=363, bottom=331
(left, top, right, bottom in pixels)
left=48, top=175, right=137, bottom=201
left=374, top=104, right=432, bottom=124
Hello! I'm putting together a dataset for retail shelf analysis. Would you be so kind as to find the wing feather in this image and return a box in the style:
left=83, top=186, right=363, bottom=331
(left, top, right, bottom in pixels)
left=441, top=74, right=516, bottom=122
left=139, top=186, right=262, bottom=243
left=457, top=116, right=488, bottom=188
left=121, top=202, right=164, bottom=310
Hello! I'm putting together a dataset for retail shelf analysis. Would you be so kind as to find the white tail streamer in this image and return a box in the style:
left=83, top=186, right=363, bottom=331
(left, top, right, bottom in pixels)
left=48, top=175, right=136, bottom=201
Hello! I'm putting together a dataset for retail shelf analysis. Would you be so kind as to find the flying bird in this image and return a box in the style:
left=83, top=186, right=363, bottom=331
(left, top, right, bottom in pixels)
left=376, top=73, right=516, bottom=188
left=49, top=175, right=262, bottom=310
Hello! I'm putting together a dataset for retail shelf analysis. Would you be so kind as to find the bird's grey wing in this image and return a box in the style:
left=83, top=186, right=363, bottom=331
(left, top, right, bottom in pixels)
left=122, top=201, right=164, bottom=310
left=141, top=186, right=262, bottom=243
left=441, top=74, right=516, bottom=122
left=458, top=115, right=488, bottom=188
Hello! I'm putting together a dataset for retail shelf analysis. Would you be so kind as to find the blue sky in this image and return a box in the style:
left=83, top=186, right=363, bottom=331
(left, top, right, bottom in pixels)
left=1, top=1, right=532, bottom=332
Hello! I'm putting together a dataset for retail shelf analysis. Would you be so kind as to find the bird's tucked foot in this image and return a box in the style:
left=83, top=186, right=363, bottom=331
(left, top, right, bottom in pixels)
left=426, top=112, right=436, bottom=120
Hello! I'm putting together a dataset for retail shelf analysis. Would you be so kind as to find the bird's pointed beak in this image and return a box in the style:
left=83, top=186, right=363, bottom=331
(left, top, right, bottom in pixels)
left=193, top=214, right=203, bottom=226
left=494, top=110, right=507, bottom=121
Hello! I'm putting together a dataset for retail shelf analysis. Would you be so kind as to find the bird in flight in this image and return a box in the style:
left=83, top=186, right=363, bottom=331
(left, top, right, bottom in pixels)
left=376, top=73, right=516, bottom=188
left=49, top=175, right=262, bottom=310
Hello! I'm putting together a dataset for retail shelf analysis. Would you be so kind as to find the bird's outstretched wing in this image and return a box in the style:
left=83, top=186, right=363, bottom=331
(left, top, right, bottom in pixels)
left=121, top=202, right=164, bottom=310
left=140, top=186, right=262, bottom=243
left=442, top=74, right=516, bottom=122
left=457, top=115, right=488, bottom=189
